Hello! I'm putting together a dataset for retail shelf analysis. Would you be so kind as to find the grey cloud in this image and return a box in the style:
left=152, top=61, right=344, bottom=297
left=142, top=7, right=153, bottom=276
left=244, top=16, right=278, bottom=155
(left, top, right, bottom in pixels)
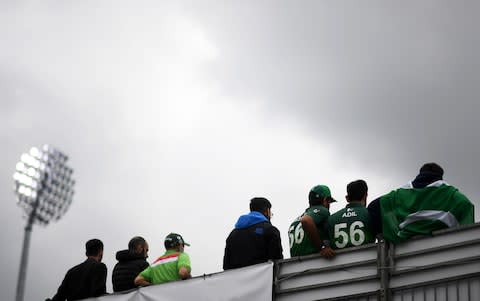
left=184, top=1, right=480, bottom=194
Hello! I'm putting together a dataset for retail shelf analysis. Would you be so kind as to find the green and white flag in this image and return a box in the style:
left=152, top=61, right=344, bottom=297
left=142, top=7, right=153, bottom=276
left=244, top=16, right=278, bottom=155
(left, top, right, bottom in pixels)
left=381, top=181, right=474, bottom=243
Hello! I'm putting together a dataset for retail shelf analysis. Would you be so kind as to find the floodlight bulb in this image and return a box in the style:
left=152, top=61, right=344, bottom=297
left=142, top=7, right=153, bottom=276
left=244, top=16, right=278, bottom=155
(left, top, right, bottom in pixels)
left=30, top=147, right=41, bottom=158
left=33, top=159, right=40, bottom=169
left=21, top=154, right=29, bottom=164
left=24, top=187, right=32, bottom=197
left=27, top=168, right=36, bottom=177
left=19, top=175, right=30, bottom=186
left=16, top=162, right=25, bottom=172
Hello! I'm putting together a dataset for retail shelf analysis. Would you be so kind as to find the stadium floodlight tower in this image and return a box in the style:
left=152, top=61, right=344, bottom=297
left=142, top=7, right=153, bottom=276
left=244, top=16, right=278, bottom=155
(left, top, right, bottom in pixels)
left=13, top=145, right=75, bottom=301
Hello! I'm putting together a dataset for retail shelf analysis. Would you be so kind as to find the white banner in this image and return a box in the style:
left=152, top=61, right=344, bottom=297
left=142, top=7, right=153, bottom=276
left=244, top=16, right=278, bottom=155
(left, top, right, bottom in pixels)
left=86, top=261, right=273, bottom=301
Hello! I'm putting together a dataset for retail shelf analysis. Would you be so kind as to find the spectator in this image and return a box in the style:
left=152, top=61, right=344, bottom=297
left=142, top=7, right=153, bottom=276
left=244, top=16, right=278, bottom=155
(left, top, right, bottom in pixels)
left=134, top=233, right=191, bottom=286
left=112, top=236, right=149, bottom=292
left=368, top=162, right=475, bottom=243
left=223, top=197, right=283, bottom=270
left=46, top=239, right=107, bottom=301
left=288, top=185, right=336, bottom=259
left=327, top=180, right=374, bottom=249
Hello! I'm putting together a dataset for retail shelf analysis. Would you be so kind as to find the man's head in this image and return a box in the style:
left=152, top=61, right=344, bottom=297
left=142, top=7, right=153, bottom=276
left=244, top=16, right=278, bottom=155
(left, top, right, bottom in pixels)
left=85, top=239, right=104, bottom=261
left=164, top=233, right=190, bottom=252
left=249, top=197, right=273, bottom=220
left=419, top=162, right=444, bottom=178
left=128, top=236, right=149, bottom=259
left=346, top=180, right=368, bottom=205
left=308, top=185, right=336, bottom=209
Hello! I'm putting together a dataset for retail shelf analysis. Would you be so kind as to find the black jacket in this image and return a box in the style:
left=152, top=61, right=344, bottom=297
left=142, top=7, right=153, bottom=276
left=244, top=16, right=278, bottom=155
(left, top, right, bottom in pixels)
left=223, top=211, right=283, bottom=270
left=112, top=250, right=149, bottom=292
left=50, top=258, right=107, bottom=301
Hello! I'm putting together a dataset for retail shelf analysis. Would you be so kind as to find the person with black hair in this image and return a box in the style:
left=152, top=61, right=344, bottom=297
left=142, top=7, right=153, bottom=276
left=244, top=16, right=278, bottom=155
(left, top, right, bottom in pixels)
left=288, top=185, right=336, bottom=258
left=112, top=236, right=149, bottom=292
left=327, top=180, right=374, bottom=249
left=368, top=162, right=475, bottom=243
left=223, top=197, right=283, bottom=270
left=46, top=239, right=107, bottom=301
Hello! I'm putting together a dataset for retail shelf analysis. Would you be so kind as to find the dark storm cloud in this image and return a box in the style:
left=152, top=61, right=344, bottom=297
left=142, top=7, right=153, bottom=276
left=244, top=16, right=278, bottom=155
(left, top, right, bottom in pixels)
left=184, top=1, right=480, bottom=196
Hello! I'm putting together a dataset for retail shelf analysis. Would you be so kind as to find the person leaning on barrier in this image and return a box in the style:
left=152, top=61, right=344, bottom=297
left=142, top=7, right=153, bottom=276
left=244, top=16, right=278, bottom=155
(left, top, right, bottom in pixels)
left=134, top=233, right=191, bottom=286
left=112, top=236, right=149, bottom=292
left=46, top=239, right=107, bottom=301
left=223, top=197, right=283, bottom=270
left=367, top=162, right=475, bottom=243
left=327, top=180, right=374, bottom=249
left=288, top=185, right=336, bottom=259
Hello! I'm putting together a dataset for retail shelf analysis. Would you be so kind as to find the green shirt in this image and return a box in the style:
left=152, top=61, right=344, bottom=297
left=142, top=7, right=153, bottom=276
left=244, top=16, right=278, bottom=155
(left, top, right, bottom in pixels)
left=289, top=205, right=330, bottom=257
left=327, top=203, right=374, bottom=249
left=140, top=250, right=191, bottom=285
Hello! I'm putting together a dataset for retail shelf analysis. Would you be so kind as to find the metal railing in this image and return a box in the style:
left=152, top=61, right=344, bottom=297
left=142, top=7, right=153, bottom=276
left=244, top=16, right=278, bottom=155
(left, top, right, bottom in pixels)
left=274, top=223, right=480, bottom=301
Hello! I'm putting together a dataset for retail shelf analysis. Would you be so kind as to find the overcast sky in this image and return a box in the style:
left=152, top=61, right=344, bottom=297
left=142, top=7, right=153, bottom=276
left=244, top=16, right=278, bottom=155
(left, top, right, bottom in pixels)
left=1, top=1, right=479, bottom=300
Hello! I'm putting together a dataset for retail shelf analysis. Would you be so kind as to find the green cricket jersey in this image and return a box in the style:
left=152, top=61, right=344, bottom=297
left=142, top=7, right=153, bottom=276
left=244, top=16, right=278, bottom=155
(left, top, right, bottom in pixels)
left=327, top=203, right=374, bottom=249
left=140, top=250, right=191, bottom=285
left=289, top=205, right=330, bottom=257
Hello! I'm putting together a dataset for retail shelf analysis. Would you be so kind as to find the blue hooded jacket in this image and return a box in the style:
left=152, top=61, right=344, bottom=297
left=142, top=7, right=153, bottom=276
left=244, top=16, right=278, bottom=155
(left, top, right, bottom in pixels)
left=234, top=211, right=268, bottom=229
left=224, top=211, right=283, bottom=270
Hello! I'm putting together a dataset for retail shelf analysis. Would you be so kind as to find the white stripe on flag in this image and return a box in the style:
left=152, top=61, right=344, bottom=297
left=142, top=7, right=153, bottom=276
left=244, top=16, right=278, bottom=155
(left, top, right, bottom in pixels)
left=399, top=210, right=459, bottom=229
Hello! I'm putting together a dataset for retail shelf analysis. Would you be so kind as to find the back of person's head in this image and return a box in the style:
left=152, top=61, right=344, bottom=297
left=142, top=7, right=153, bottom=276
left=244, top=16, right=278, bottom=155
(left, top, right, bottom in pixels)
left=128, top=236, right=146, bottom=253
left=249, top=197, right=272, bottom=213
left=346, top=180, right=368, bottom=202
left=308, top=185, right=335, bottom=206
left=164, top=233, right=190, bottom=249
left=86, top=239, right=103, bottom=257
left=419, top=162, right=444, bottom=178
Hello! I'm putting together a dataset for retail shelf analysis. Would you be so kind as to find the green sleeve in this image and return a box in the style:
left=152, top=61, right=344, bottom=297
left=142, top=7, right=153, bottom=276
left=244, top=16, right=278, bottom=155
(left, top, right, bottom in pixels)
left=178, top=253, right=191, bottom=271
left=140, top=266, right=152, bottom=282
left=307, top=208, right=330, bottom=242
left=454, top=191, right=475, bottom=224
left=309, top=208, right=329, bottom=227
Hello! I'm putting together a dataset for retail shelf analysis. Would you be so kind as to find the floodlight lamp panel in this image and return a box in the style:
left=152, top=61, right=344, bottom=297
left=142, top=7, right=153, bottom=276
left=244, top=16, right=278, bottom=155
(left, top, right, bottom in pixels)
left=15, top=144, right=75, bottom=225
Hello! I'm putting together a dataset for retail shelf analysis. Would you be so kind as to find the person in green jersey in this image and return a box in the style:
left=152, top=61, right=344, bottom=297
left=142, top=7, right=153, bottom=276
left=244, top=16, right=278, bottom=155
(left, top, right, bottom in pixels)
left=134, top=233, right=191, bottom=286
left=375, top=163, right=474, bottom=243
left=288, top=185, right=336, bottom=258
left=327, top=180, right=375, bottom=249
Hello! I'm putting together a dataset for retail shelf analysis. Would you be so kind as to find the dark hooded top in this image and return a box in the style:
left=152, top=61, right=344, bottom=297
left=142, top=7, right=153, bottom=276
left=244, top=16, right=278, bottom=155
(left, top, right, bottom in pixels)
left=112, top=250, right=149, bottom=292
left=223, top=211, right=283, bottom=270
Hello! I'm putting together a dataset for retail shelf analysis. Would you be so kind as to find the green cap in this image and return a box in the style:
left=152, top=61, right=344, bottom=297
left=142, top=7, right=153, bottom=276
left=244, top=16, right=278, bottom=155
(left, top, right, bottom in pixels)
left=310, top=185, right=337, bottom=202
left=164, top=233, right=190, bottom=248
